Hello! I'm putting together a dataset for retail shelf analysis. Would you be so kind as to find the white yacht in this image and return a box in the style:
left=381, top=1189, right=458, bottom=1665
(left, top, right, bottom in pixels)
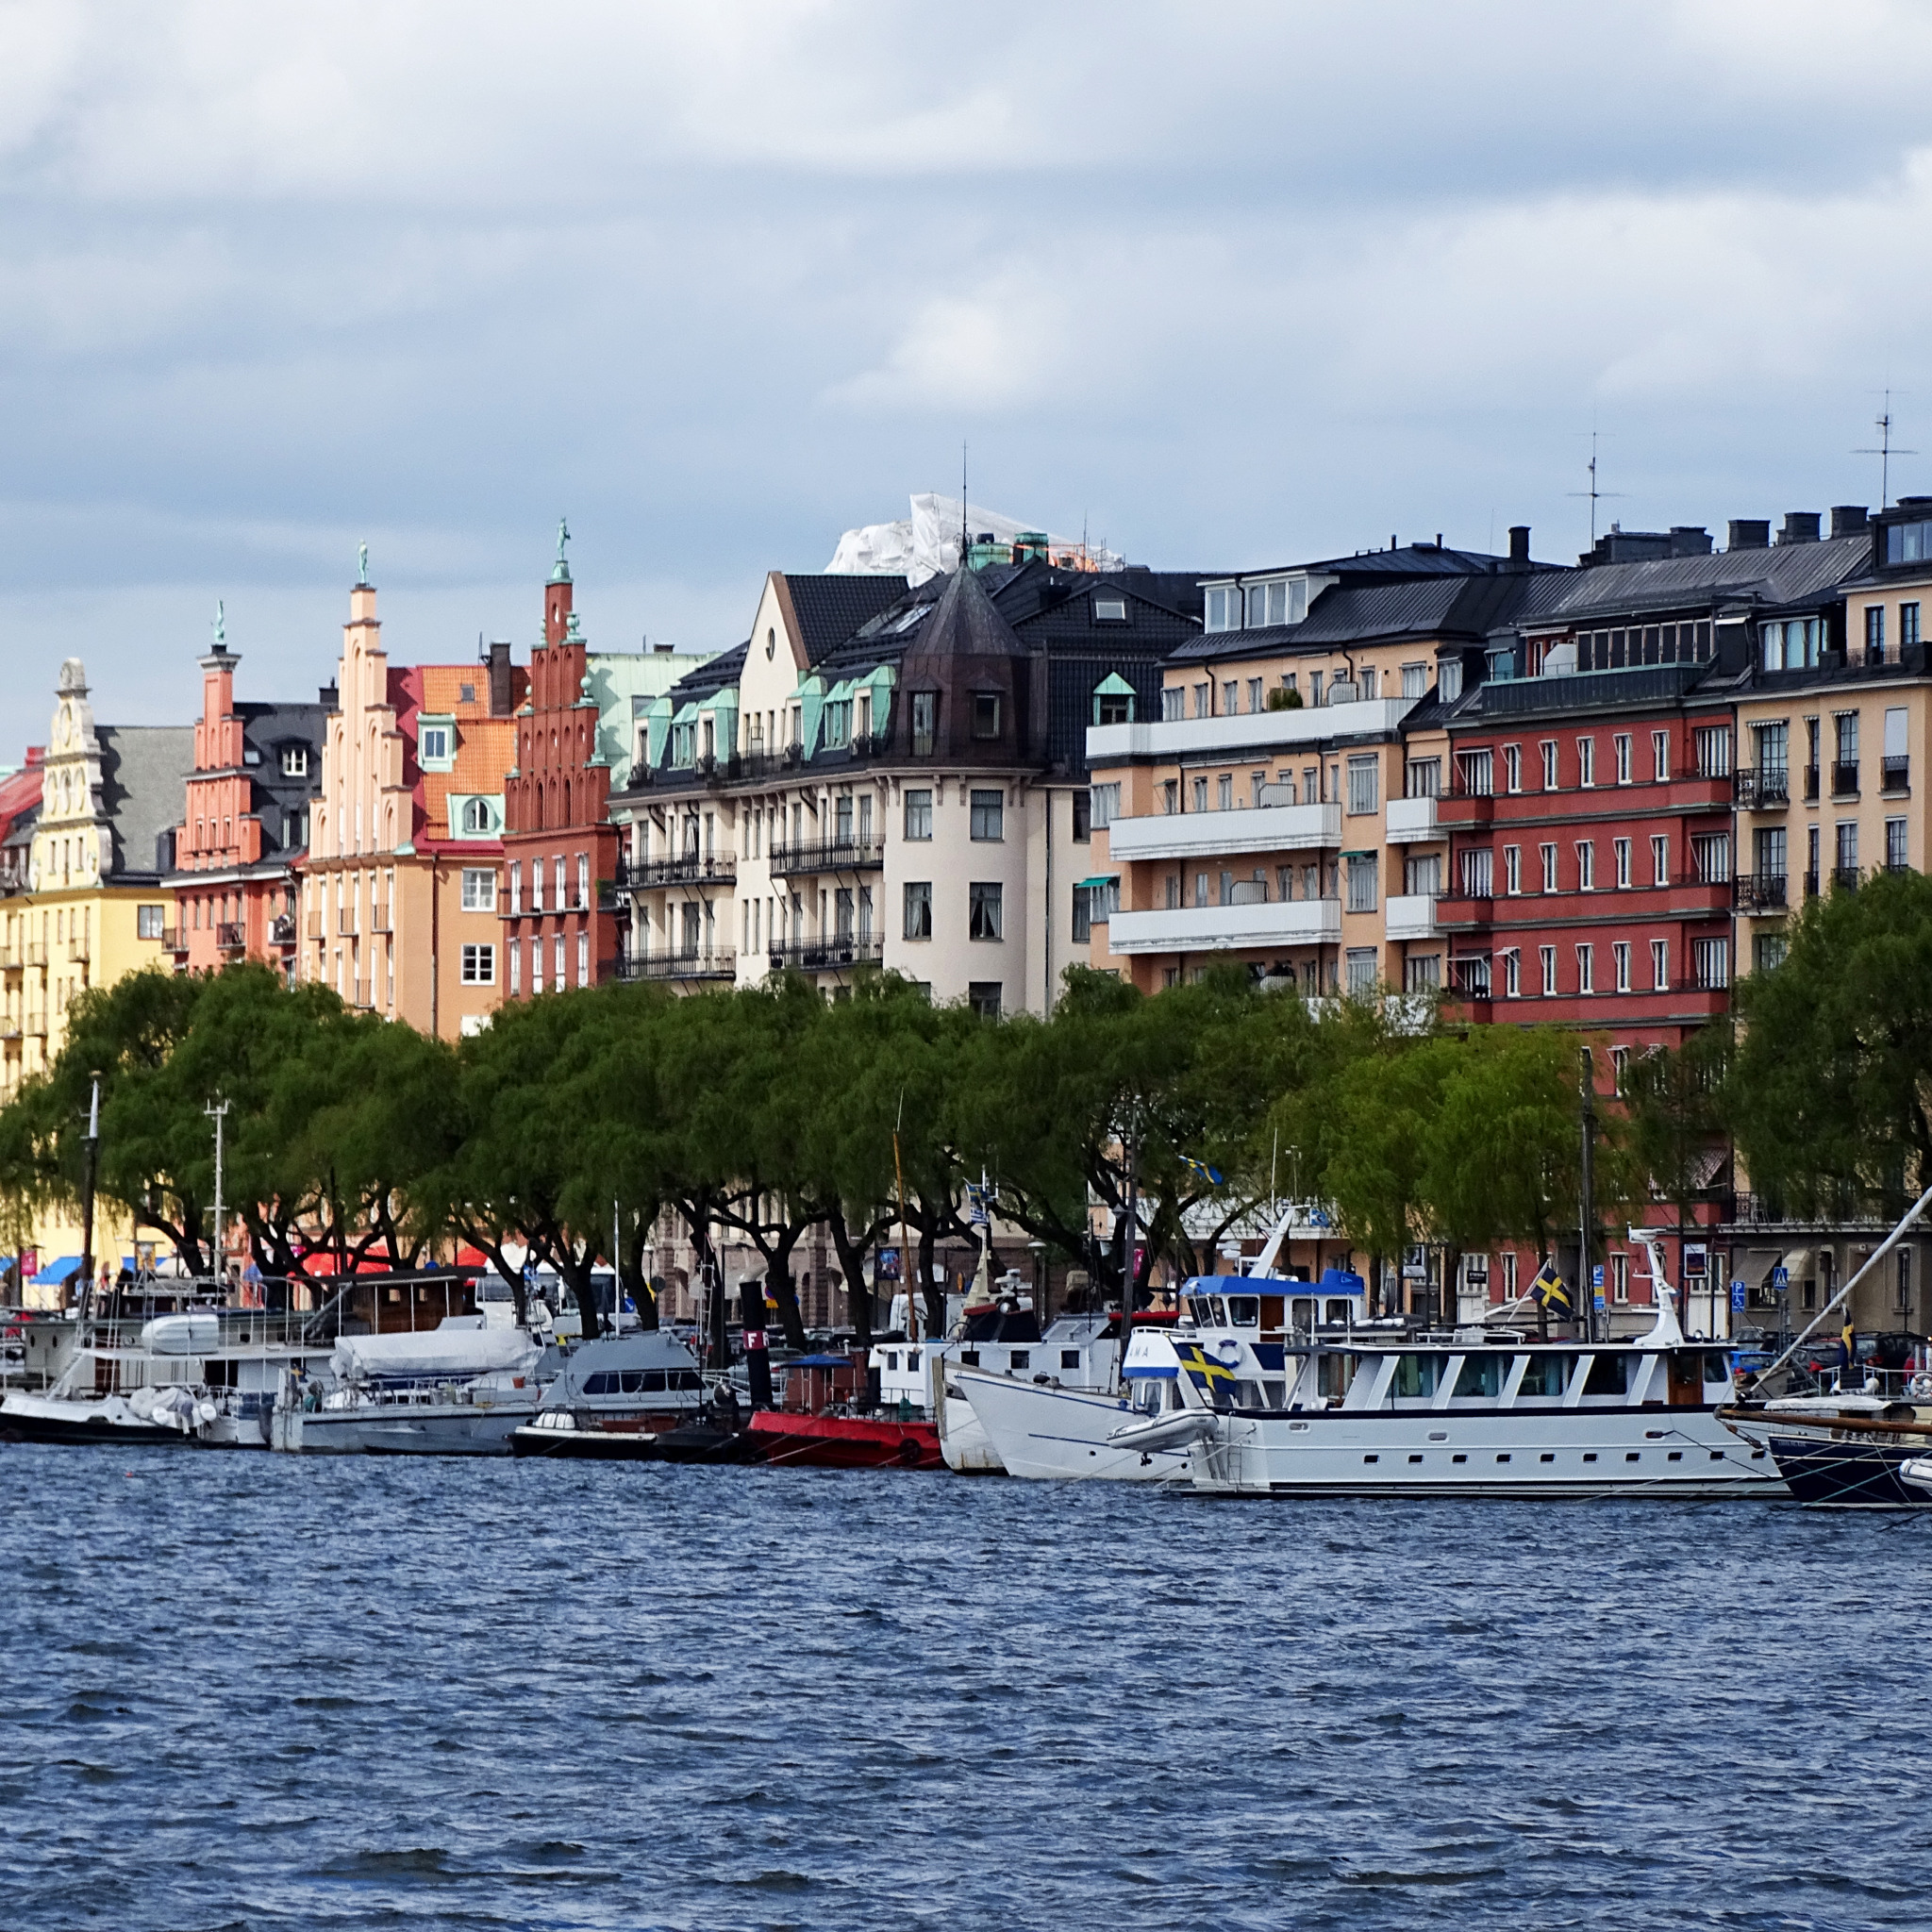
left=509, top=1328, right=707, bottom=1458
left=1169, top=1235, right=1782, bottom=1499
left=273, top=1318, right=544, bottom=1455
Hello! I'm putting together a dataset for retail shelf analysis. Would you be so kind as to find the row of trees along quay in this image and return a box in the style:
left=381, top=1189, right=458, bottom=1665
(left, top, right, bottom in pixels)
left=4, top=863, right=1926, bottom=1341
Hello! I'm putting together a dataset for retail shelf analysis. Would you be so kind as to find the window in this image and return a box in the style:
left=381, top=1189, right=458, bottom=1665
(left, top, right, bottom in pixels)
left=1460, top=847, right=1493, bottom=898
left=1161, top=687, right=1184, bottom=723
left=1404, top=954, right=1441, bottom=992
left=1691, top=937, right=1729, bottom=989
left=822, top=697, right=852, bottom=749
left=1309, top=671, right=1323, bottom=707
left=1093, top=595, right=1127, bottom=623
left=1613, top=941, right=1631, bottom=992
left=1503, top=948, right=1521, bottom=996
left=968, top=981, right=1003, bottom=1020
left=280, top=745, right=308, bottom=778
left=1576, top=944, right=1594, bottom=994
left=1439, top=659, right=1463, bottom=702
left=904, top=789, right=932, bottom=840
left=1073, top=790, right=1092, bottom=841
left=508, top=861, right=523, bottom=915
left=1837, top=821, right=1859, bottom=876
left=1345, top=854, right=1377, bottom=912
left=1867, top=606, right=1887, bottom=662
left=575, top=856, right=591, bottom=908
left=1193, top=683, right=1211, bottom=719
left=1541, top=741, right=1558, bottom=789
left=969, top=790, right=1004, bottom=841
left=1694, top=725, right=1731, bottom=777
left=460, top=867, right=495, bottom=911
left=1504, top=845, right=1521, bottom=894
left=1692, top=833, right=1731, bottom=883
left=1651, top=834, right=1670, bottom=886
left=903, top=882, right=932, bottom=940
left=1576, top=841, right=1594, bottom=891
left=1762, top=618, right=1821, bottom=672
left=972, top=691, right=1002, bottom=741
left=1540, top=945, right=1557, bottom=995
left=1191, top=777, right=1208, bottom=812
left=1504, top=744, right=1522, bottom=793
left=1614, top=838, right=1631, bottom=888
left=1072, top=886, right=1092, bottom=944
left=460, top=943, right=495, bottom=985
left=1404, top=853, right=1441, bottom=895
left=1406, top=758, right=1441, bottom=798
left=1402, top=662, right=1427, bottom=698
left=418, top=722, right=453, bottom=765
left=969, top=882, right=1003, bottom=941
left=834, top=887, right=855, bottom=941
left=1459, top=749, right=1494, bottom=797
left=1577, top=737, right=1595, bottom=787
left=1346, top=755, right=1378, bottom=815
left=911, top=692, right=939, bottom=756
left=137, top=903, right=165, bottom=940
left=1091, top=783, right=1121, bottom=828
left=1614, top=734, right=1632, bottom=784
left=1217, top=774, right=1234, bottom=810
left=1652, top=729, right=1671, bottom=782
left=459, top=797, right=491, bottom=835
left=1541, top=843, right=1558, bottom=892
left=508, top=939, right=521, bottom=994
left=1246, top=678, right=1263, bottom=713
left=1360, top=667, right=1377, bottom=700
left=554, top=856, right=566, bottom=909
left=576, top=930, right=589, bottom=986
left=1204, top=585, right=1239, bottom=632
left=1889, top=817, right=1909, bottom=871
left=1651, top=938, right=1669, bottom=991
left=1345, top=948, right=1378, bottom=994
left=1222, top=682, right=1239, bottom=714
left=1906, top=602, right=1924, bottom=648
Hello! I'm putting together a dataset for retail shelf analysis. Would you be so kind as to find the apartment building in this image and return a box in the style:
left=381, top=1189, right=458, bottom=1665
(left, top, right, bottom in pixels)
left=609, top=558, right=1198, bottom=1015
left=163, top=630, right=325, bottom=980
left=1084, top=536, right=1541, bottom=992
left=299, top=575, right=527, bottom=1037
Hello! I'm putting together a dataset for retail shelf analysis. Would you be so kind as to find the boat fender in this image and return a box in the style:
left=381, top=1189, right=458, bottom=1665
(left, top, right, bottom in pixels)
left=895, top=1437, right=922, bottom=1466
left=1912, top=1374, right=1932, bottom=1399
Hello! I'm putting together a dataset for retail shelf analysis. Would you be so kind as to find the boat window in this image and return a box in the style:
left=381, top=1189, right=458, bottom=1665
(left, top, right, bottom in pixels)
left=1324, top=1299, right=1354, bottom=1324
left=643, top=1371, right=666, bottom=1392
left=1582, top=1353, right=1632, bottom=1397
left=1516, top=1353, right=1574, bottom=1397
left=582, top=1372, right=613, bottom=1394
left=1703, top=1352, right=1732, bottom=1384
left=1452, top=1353, right=1506, bottom=1398
left=1291, top=1298, right=1318, bottom=1330
left=479, top=1278, right=512, bottom=1301
left=960, top=1350, right=980, bottom=1367
left=618, top=1370, right=643, bottom=1393
left=673, top=1370, right=702, bottom=1391
left=1228, top=1296, right=1259, bottom=1327
left=1010, top=1350, right=1030, bottom=1370
left=1060, top=1349, right=1080, bottom=1369
left=1231, top=1378, right=1264, bottom=1407
left=1317, top=1353, right=1356, bottom=1399
left=1261, top=1379, right=1287, bottom=1407
left=906, top=1351, right=920, bottom=1369
left=1189, top=1296, right=1214, bottom=1324
left=1127, top=1377, right=1163, bottom=1413
left=1392, top=1354, right=1447, bottom=1398
left=1208, top=1296, right=1228, bottom=1324
left=1259, top=1295, right=1285, bottom=1334
left=885, top=1351, right=898, bottom=1371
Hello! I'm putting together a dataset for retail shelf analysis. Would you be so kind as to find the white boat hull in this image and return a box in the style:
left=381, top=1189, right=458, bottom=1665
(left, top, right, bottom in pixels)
left=937, top=1390, right=1003, bottom=1474
left=1185, top=1406, right=1785, bottom=1498
left=273, top=1401, right=533, bottom=1455
left=955, top=1370, right=1194, bottom=1483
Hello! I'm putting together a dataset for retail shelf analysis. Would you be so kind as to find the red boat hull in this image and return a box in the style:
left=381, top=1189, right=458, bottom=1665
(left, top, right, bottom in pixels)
left=747, top=1410, right=944, bottom=1470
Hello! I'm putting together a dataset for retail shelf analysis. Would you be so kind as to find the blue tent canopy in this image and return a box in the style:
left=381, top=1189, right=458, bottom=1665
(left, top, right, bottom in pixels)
left=29, top=1254, right=82, bottom=1285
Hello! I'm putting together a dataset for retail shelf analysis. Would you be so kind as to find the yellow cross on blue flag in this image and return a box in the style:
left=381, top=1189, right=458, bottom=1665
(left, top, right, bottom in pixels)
left=1179, top=1155, right=1224, bottom=1188
left=1174, top=1341, right=1239, bottom=1407
left=1529, top=1258, right=1572, bottom=1316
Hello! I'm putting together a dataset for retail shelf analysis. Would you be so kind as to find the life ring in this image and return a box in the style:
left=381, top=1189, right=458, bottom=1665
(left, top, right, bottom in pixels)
left=895, top=1437, right=922, bottom=1466
left=1910, top=1374, right=1932, bottom=1400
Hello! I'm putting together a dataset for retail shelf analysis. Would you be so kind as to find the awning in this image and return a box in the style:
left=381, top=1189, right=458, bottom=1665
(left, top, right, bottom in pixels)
left=30, top=1254, right=81, bottom=1285
left=1773, top=1245, right=1814, bottom=1289
left=1074, top=874, right=1117, bottom=891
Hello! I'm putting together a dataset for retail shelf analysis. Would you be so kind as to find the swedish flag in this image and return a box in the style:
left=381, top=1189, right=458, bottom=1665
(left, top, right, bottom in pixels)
left=1528, top=1259, right=1572, bottom=1316
left=1179, top=1155, right=1225, bottom=1188
left=1174, top=1341, right=1240, bottom=1407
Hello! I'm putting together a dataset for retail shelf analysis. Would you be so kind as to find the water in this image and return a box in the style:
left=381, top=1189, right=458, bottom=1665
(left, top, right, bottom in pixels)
left=4, top=1449, right=1930, bottom=1932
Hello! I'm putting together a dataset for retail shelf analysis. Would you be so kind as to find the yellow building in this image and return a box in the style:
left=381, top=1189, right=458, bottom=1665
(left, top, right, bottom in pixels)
left=3, top=657, right=190, bottom=1305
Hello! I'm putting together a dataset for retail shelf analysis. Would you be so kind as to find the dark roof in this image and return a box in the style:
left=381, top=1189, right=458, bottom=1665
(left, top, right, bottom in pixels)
left=1167, top=573, right=1531, bottom=666
left=666, top=640, right=748, bottom=705
left=906, top=560, right=1027, bottom=660
left=95, top=725, right=193, bottom=881
left=237, top=701, right=327, bottom=858
left=1227, top=541, right=1547, bottom=582
left=783, top=574, right=908, bottom=661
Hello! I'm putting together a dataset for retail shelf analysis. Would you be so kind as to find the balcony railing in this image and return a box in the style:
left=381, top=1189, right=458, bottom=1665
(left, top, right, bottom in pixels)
left=338, top=908, right=357, bottom=935
left=159, top=926, right=186, bottom=954
left=368, top=907, right=391, bottom=934
left=621, top=851, right=739, bottom=891
left=1733, top=768, right=1789, bottom=808
left=270, top=914, right=297, bottom=947
left=24, top=1012, right=46, bottom=1037
left=24, top=940, right=46, bottom=965
left=766, top=936, right=885, bottom=973
left=215, top=922, right=245, bottom=951
left=67, top=936, right=90, bottom=962
left=1804, top=868, right=1820, bottom=899
left=1884, top=756, right=1910, bottom=792
left=1803, top=765, right=1821, bottom=801
left=1831, top=760, right=1860, bottom=796
left=1733, top=874, right=1787, bottom=912
left=1832, top=865, right=1860, bottom=892
left=768, top=837, right=885, bottom=877
left=615, top=949, right=738, bottom=982
left=306, top=912, right=324, bottom=939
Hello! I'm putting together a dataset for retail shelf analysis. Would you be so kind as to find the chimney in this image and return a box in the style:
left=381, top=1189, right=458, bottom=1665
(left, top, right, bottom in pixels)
left=1727, top=518, right=1771, bottom=551
left=1775, top=511, right=1821, bottom=546
left=1669, top=525, right=1712, bottom=558
left=1830, top=505, right=1869, bottom=538
left=488, top=640, right=513, bottom=717
left=319, top=681, right=339, bottom=710
left=1507, top=525, right=1531, bottom=566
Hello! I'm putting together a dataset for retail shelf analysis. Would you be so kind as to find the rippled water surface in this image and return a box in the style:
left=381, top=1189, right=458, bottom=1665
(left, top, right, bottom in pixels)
left=5, top=1448, right=1930, bottom=1931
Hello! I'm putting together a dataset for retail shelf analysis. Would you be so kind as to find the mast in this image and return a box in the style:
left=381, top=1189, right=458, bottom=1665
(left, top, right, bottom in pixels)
left=1115, top=1130, right=1139, bottom=1393
left=76, top=1072, right=101, bottom=1326
left=1578, top=1054, right=1596, bottom=1343
left=893, top=1122, right=917, bottom=1346
left=205, top=1096, right=230, bottom=1291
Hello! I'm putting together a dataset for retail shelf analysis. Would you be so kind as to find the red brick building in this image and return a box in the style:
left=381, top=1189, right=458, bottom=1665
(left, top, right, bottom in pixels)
left=501, top=542, right=624, bottom=997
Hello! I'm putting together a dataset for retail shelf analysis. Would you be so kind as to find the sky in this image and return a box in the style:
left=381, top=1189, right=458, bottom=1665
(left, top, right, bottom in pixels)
left=6, top=0, right=1932, bottom=752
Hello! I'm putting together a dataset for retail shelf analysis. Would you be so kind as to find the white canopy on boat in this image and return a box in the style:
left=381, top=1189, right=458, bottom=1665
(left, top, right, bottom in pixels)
left=332, top=1321, right=541, bottom=1383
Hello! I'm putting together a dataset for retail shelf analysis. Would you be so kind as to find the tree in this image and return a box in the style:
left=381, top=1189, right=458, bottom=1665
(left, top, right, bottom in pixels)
left=1622, top=1024, right=1729, bottom=1238
left=1725, top=869, right=1932, bottom=1219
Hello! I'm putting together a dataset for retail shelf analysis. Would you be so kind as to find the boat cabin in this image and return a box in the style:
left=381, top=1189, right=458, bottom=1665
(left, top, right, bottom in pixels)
left=538, top=1328, right=705, bottom=1433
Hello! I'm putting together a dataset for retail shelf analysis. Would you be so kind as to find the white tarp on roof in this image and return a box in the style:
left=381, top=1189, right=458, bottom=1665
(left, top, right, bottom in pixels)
left=826, top=493, right=1122, bottom=585
left=332, top=1321, right=541, bottom=1383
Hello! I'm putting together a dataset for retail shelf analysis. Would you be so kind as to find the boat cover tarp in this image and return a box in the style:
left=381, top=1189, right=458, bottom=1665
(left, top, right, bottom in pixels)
left=332, top=1324, right=540, bottom=1383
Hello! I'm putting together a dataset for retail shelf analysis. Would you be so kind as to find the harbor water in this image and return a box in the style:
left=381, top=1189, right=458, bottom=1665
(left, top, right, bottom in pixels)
left=5, top=1450, right=1931, bottom=1931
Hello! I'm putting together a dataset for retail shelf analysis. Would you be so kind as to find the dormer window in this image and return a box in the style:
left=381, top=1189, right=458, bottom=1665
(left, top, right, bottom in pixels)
left=1204, top=585, right=1240, bottom=632
left=1092, top=595, right=1127, bottom=622
left=418, top=720, right=456, bottom=767
left=280, top=745, right=308, bottom=778
left=972, top=691, right=1001, bottom=741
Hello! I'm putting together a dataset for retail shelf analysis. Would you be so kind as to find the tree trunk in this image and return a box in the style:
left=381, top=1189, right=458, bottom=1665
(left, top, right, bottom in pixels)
left=827, top=1205, right=874, bottom=1350
left=916, top=1222, right=944, bottom=1337
left=766, top=1225, right=809, bottom=1350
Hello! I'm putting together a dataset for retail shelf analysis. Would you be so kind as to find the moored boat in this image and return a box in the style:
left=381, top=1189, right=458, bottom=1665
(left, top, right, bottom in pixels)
left=745, top=1407, right=943, bottom=1469
left=508, top=1328, right=708, bottom=1458
left=1719, top=1395, right=1932, bottom=1507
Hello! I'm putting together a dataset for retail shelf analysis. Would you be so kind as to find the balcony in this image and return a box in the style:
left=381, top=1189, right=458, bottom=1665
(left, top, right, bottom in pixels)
left=1804, top=765, right=1821, bottom=801
left=1106, top=801, right=1339, bottom=864
left=768, top=838, right=885, bottom=878
left=1438, top=790, right=1494, bottom=829
left=766, top=936, right=885, bottom=974
left=0, top=945, right=19, bottom=971
left=368, top=907, right=391, bottom=934
left=306, top=912, right=324, bottom=939
left=1831, top=760, right=1859, bottom=796
left=1732, top=874, right=1788, bottom=914
left=621, top=851, right=739, bottom=891
left=338, top=909, right=357, bottom=935
left=215, top=922, right=246, bottom=952
left=1086, top=695, right=1417, bottom=770
left=1384, top=894, right=1441, bottom=942
left=270, top=913, right=297, bottom=948
left=1884, top=756, right=1910, bottom=793
left=1733, top=769, right=1789, bottom=809
left=1384, top=795, right=1441, bottom=843
left=617, top=949, right=738, bottom=982
left=24, top=1013, right=45, bottom=1037
left=67, top=936, right=90, bottom=963
left=1804, top=868, right=1820, bottom=898
left=24, top=940, right=45, bottom=965
left=1831, top=865, right=1860, bottom=892
left=1108, top=896, right=1341, bottom=957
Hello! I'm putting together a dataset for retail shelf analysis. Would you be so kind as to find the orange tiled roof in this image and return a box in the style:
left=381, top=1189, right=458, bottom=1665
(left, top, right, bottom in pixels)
left=414, top=664, right=528, bottom=842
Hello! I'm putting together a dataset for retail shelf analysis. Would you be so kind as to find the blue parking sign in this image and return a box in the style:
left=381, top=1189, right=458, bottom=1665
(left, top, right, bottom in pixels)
left=1730, top=1279, right=1747, bottom=1312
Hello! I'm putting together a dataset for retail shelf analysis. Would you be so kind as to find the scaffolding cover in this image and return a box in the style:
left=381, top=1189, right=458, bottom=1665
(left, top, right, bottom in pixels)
left=826, top=494, right=1122, bottom=584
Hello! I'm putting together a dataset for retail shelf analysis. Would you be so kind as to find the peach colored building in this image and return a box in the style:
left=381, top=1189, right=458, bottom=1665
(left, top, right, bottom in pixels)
left=299, top=575, right=527, bottom=1037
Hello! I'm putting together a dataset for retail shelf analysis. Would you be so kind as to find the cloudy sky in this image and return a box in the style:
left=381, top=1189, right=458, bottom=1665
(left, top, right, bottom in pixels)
left=5, top=0, right=1932, bottom=750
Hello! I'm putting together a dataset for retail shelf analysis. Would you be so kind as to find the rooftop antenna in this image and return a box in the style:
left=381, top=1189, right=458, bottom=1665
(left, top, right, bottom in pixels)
left=960, top=441, right=969, bottom=574
left=1568, top=427, right=1625, bottom=546
left=1856, top=389, right=1916, bottom=509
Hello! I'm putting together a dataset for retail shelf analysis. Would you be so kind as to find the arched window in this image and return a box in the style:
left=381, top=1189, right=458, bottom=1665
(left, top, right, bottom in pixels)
left=462, top=797, right=491, bottom=835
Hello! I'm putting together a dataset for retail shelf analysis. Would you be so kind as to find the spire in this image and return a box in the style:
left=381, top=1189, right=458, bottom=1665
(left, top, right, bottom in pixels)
left=551, top=516, right=572, bottom=585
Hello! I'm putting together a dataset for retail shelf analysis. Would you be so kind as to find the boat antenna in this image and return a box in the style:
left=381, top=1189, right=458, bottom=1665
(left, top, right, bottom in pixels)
left=960, top=441, right=969, bottom=574
left=77, top=1072, right=102, bottom=1329
left=893, top=1088, right=917, bottom=1347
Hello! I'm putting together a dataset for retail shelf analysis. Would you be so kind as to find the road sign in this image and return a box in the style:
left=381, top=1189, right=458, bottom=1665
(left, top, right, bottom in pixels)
left=1731, top=1279, right=1748, bottom=1312
left=1772, top=1265, right=1790, bottom=1290
left=1591, top=1265, right=1606, bottom=1290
